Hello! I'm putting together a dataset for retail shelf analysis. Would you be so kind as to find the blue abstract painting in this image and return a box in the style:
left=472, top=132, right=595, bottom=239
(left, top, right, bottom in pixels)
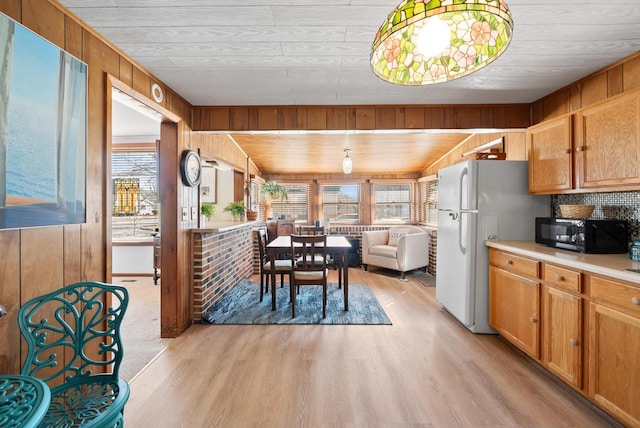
left=0, top=12, right=87, bottom=229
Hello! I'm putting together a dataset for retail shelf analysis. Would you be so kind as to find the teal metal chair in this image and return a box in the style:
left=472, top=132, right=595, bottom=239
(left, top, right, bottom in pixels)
left=18, top=281, right=130, bottom=427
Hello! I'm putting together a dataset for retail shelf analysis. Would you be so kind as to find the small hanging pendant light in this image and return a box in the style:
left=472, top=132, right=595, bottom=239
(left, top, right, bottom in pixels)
left=342, top=149, right=352, bottom=174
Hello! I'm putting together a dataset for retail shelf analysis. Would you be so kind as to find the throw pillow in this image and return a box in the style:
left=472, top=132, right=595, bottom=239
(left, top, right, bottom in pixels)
left=388, top=228, right=409, bottom=246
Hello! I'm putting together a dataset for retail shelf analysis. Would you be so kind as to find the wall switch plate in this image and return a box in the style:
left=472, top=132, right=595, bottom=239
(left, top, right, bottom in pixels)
left=191, top=206, right=197, bottom=220
left=181, top=207, right=188, bottom=221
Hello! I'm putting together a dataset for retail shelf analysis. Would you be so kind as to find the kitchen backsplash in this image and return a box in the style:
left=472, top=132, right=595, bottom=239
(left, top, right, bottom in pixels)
left=553, top=191, right=640, bottom=240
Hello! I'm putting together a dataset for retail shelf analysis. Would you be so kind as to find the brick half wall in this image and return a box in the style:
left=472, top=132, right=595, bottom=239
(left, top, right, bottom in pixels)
left=192, top=225, right=254, bottom=321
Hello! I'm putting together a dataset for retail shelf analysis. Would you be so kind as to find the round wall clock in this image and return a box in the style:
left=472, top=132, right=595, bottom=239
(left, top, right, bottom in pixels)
left=180, top=150, right=201, bottom=187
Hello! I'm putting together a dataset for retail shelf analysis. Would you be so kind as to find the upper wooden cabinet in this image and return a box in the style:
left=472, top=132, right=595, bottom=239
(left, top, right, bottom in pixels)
left=575, top=90, right=640, bottom=191
left=528, top=88, right=640, bottom=194
left=527, top=115, right=573, bottom=194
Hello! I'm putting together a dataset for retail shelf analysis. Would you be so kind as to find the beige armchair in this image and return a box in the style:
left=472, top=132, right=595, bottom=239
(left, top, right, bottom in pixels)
left=362, top=226, right=429, bottom=280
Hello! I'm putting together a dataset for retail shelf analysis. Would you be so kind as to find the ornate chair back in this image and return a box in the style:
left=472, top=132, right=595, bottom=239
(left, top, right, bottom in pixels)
left=18, top=281, right=130, bottom=427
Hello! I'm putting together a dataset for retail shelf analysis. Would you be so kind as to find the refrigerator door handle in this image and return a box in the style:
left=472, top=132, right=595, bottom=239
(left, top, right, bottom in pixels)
left=459, top=212, right=467, bottom=255
left=459, top=166, right=468, bottom=211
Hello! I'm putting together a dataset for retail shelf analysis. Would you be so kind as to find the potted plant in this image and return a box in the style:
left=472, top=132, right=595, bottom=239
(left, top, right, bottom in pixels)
left=246, top=209, right=258, bottom=221
left=224, top=200, right=245, bottom=221
left=260, top=181, right=287, bottom=220
left=201, top=202, right=215, bottom=225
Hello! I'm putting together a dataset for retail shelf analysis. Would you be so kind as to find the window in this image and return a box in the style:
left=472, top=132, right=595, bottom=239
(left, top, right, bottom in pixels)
left=271, top=183, right=308, bottom=222
left=418, top=179, right=438, bottom=224
left=373, top=183, right=411, bottom=223
left=112, top=148, right=158, bottom=239
left=322, top=184, right=359, bottom=222
left=249, top=178, right=260, bottom=213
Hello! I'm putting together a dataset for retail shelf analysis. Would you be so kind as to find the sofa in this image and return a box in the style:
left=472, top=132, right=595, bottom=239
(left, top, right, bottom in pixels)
left=362, top=226, right=429, bottom=280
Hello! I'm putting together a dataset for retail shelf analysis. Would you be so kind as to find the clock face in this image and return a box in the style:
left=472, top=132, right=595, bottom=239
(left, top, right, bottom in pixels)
left=180, top=150, right=201, bottom=186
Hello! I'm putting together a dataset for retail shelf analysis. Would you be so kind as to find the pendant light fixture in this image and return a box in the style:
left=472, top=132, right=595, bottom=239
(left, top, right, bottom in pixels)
left=370, top=0, right=514, bottom=85
left=342, top=149, right=353, bottom=174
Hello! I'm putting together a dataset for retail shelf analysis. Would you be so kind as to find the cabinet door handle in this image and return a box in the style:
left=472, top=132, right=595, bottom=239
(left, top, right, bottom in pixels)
left=569, top=338, right=578, bottom=346
left=530, top=316, right=537, bottom=323
left=632, top=296, right=640, bottom=305
left=564, top=148, right=571, bottom=154
left=0, top=304, right=6, bottom=320
left=575, top=146, right=584, bottom=152
left=555, top=274, right=564, bottom=281
left=506, top=260, right=513, bottom=265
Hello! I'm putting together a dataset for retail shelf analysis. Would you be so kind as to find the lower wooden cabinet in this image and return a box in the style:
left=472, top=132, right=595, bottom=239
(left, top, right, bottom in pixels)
left=489, top=248, right=640, bottom=427
left=542, top=286, right=583, bottom=389
left=489, top=265, right=540, bottom=359
left=589, top=275, right=640, bottom=428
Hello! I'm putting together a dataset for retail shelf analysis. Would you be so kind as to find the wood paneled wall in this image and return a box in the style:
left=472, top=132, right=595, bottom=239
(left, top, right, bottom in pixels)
left=0, top=0, right=195, bottom=372
left=532, top=52, right=640, bottom=124
left=193, top=105, right=532, bottom=132
left=423, top=132, right=528, bottom=175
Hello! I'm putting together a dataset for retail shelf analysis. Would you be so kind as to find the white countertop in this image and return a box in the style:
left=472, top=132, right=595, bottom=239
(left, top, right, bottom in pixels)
left=193, top=220, right=258, bottom=233
left=485, top=240, right=640, bottom=285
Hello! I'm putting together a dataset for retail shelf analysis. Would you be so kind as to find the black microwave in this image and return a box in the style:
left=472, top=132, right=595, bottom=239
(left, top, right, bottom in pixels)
left=535, top=218, right=629, bottom=254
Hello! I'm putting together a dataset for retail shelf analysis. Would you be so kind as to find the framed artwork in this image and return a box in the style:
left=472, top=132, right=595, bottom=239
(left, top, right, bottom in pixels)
left=0, top=11, right=87, bottom=229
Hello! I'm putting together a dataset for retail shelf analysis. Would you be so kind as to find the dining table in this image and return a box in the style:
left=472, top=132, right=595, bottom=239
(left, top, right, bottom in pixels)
left=267, top=235, right=352, bottom=311
left=0, top=374, right=51, bottom=428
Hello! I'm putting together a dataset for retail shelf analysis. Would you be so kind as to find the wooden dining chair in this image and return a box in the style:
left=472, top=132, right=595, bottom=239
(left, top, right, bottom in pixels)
left=296, top=225, right=324, bottom=235
left=256, top=228, right=292, bottom=302
left=297, top=225, right=341, bottom=277
left=276, top=220, right=295, bottom=236
left=289, top=234, right=329, bottom=318
left=295, top=225, right=327, bottom=267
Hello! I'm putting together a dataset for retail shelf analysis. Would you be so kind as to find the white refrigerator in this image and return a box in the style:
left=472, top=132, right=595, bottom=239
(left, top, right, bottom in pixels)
left=435, top=160, right=550, bottom=334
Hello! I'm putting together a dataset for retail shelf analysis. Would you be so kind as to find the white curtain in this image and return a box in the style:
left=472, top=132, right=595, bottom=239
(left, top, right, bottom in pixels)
left=55, top=50, right=86, bottom=215
left=0, top=18, right=14, bottom=207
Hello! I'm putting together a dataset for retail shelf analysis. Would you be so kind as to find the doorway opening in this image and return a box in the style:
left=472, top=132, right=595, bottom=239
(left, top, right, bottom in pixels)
left=110, top=86, right=171, bottom=380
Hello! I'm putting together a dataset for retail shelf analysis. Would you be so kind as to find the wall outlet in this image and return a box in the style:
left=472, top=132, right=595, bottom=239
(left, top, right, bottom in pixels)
left=485, top=215, right=498, bottom=240
left=191, top=206, right=198, bottom=220
left=181, top=207, right=188, bottom=221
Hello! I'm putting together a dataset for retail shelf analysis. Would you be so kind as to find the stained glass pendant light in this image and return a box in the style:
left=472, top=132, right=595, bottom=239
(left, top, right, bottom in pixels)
left=371, top=0, right=514, bottom=85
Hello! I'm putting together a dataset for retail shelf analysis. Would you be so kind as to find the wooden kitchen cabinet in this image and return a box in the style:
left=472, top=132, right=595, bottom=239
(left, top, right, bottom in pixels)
left=527, top=115, right=573, bottom=194
left=489, top=250, right=541, bottom=359
left=542, top=285, right=583, bottom=389
left=528, top=87, right=640, bottom=194
left=488, top=243, right=640, bottom=427
left=589, top=275, right=640, bottom=427
left=575, top=89, right=640, bottom=191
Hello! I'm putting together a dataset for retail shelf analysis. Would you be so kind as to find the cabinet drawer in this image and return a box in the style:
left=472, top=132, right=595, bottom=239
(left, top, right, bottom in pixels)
left=490, top=250, right=539, bottom=279
left=545, top=264, right=582, bottom=293
left=591, top=275, right=640, bottom=317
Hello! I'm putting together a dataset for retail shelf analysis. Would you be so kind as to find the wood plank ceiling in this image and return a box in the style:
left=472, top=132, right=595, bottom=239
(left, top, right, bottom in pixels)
left=64, top=0, right=640, bottom=175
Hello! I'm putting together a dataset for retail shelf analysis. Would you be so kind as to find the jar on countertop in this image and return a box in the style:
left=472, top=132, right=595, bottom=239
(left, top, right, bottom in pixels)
left=630, top=240, right=640, bottom=261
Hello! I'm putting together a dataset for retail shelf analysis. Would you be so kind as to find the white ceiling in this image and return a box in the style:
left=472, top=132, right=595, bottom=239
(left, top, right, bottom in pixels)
left=63, top=0, right=640, bottom=174
left=60, top=0, right=640, bottom=107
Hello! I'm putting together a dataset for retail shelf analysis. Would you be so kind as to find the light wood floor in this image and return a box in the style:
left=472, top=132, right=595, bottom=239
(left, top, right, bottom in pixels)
left=125, top=268, right=615, bottom=427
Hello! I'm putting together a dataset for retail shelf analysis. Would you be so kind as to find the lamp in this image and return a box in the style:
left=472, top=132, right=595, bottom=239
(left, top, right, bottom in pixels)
left=342, top=149, right=353, bottom=174
left=370, top=0, right=514, bottom=85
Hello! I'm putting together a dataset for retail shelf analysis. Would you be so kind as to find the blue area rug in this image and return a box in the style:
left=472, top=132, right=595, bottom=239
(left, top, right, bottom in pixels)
left=203, top=281, right=391, bottom=325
